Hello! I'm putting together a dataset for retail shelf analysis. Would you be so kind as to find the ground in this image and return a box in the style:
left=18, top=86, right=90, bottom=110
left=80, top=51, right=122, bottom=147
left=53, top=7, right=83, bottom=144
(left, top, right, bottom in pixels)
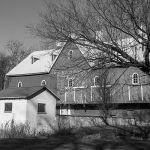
left=0, top=127, right=150, bottom=150
left=0, top=136, right=150, bottom=150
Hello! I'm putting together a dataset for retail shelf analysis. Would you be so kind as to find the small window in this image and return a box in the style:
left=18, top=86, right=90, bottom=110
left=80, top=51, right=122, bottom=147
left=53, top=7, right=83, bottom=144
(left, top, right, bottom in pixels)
left=52, top=54, right=57, bottom=61
left=94, top=76, right=100, bottom=86
left=38, top=103, right=46, bottom=113
left=18, top=81, right=22, bottom=88
left=68, top=78, right=73, bottom=87
left=132, top=73, right=139, bottom=84
left=68, top=50, right=73, bottom=60
left=41, top=80, right=46, bottom=86
left=5, top=103, right=12, bottom=112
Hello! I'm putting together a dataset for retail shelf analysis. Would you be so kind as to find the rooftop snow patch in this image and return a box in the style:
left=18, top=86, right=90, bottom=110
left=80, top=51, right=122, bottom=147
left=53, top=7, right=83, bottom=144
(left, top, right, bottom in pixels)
left=6, top=49, right=62, bottom=76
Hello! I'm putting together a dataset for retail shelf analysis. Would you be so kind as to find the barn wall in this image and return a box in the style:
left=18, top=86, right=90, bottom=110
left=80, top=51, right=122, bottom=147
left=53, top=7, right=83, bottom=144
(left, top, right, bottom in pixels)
left=53, top=62, right=150, bottom=104
left=0, top=99, right=27, bottom=125
left=51, top=43, right=89, bottom=72
left=6, top=74, right=57, bottom=94
left=26, top=90, right=57, bottom=131
left=51, top=43, right=90, bottom=103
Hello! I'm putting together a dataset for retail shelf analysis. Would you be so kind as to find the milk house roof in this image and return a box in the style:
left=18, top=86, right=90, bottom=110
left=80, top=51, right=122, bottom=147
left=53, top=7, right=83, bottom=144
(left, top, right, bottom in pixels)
left=0, top=86, right=60, bottom=100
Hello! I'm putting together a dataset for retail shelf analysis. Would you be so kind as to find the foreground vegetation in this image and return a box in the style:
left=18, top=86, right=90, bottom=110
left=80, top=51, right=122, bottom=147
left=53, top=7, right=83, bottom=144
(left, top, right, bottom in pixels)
left=0, top=123, right=150, bottom=150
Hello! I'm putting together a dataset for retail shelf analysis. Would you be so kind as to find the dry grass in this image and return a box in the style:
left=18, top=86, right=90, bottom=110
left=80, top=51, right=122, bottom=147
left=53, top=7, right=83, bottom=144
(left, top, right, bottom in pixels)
left=0, top=120, right=150, bottom=149
left=0, top=120, right=36, bottom=138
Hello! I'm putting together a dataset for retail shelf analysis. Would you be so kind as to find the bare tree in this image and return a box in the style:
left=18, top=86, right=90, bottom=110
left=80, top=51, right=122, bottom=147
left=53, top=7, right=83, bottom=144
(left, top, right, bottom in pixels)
left=0, top=53, right=10, bottom=90
left=27, top=0, right=150, bottom=139
left=6, top=40, right=31, bottom=70
left=28, top=0, right=150, bottom=74
left=0, top=40, right=32, bottom=89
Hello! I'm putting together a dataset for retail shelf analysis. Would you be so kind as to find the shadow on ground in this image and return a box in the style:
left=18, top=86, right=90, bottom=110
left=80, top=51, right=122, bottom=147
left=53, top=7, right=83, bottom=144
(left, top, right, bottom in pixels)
left=0, top=128, right=150, bottom=150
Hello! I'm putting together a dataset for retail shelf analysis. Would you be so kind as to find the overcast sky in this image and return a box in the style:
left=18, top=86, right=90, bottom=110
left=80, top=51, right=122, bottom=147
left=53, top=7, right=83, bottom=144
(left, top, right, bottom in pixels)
left=0, top=0, right=45, bottom=52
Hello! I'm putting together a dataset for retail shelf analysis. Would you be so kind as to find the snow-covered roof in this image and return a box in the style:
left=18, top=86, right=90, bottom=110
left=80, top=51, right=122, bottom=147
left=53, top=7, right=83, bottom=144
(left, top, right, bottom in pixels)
left=6, top=38, right=145, bottom=76
left=6, top=48, right=62, bottom=76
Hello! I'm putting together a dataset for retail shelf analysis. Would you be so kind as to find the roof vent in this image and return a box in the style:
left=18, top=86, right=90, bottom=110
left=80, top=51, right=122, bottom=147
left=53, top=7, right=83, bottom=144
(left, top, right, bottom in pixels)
left=31, top=56, right=39, bottom=64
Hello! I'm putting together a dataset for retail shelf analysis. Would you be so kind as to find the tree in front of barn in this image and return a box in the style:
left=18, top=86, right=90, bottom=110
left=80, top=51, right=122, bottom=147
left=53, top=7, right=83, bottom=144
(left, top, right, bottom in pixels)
left=28, top=0, right=150, bottom=74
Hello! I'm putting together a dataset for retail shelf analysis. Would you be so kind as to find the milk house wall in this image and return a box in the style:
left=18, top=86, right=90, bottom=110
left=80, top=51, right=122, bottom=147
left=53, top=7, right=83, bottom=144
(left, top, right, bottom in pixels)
left=26, top=90, right=57, bottom=131
left=0, top=99, right=27, bottom=125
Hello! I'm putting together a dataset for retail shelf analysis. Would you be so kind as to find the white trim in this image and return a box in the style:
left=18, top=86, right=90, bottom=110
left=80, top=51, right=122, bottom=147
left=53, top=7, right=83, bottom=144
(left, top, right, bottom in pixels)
left=65, top=86, right=86, bottom=90
left=84, top=94, right=87, bottom=103
left=91, top=84, right=111, bottom=88
left=91, top=86, right=93, bottom=101
left=81, top=92, right=83, bottom=103
left=141, top=85, right=143, bottom=101
left=74, top=88, right=75, bottom=102
left=128, top=86, right=130, bottom=101
left=67, top=105, right=71, bottom=115
left=60, top=105, right=61, bottom=115
left=65, top=89, right=67, bottom=103
left=41, top=80, right=46, bottom=86
left=18, top=81, right=22, bottom=88
left=91, top=85, right=100, bottom=88
left=132, top=73, right=139, bottom=84
left=73, top=86, right=85, bottom=89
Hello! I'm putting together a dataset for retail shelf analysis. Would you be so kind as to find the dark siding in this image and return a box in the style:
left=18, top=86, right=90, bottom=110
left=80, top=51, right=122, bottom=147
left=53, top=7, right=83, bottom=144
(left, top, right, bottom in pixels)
left=51, top=43, right=90, bottom=72
left=6, top=74, right=57, bottom=94
left=57, top=103, right=150, bottom=117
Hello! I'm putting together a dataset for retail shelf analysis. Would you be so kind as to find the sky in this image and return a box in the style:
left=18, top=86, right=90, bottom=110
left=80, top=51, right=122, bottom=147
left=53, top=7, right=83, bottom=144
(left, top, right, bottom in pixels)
left=0, top=0, right=45, bottom=53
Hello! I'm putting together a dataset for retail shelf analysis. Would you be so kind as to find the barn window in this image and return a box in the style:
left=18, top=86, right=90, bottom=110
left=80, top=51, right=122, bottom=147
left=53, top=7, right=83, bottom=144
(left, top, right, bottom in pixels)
left=68, top=78, right=73, bottom=87
left=18, top=81, right=22, bottom=88
left=94, top=76, right=100, bottom=86
left=41, top=80, right=46, bottom=86
left=4, top=103, right=12, bottom=113
left=38, top=103, right=46, bottom=113
left=132, top=73, right=139, bottom=84
left=68, top=50, right=73, bottom=60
